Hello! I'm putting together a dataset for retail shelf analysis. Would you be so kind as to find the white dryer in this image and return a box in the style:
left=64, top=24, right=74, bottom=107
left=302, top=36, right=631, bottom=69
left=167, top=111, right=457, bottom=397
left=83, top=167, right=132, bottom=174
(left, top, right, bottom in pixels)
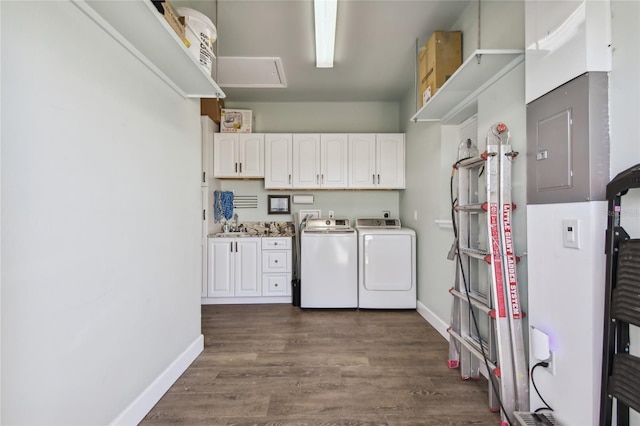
left=355, top=218, right=416, bottom=309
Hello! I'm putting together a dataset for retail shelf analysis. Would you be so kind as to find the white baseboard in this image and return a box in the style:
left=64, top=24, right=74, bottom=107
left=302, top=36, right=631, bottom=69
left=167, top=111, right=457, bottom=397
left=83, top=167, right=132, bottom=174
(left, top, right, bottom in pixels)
left=110, top=334, right=204, bottom=426
left=417, top=300, right=449, bottom=341
left=201, top=296, right=291, bottom=305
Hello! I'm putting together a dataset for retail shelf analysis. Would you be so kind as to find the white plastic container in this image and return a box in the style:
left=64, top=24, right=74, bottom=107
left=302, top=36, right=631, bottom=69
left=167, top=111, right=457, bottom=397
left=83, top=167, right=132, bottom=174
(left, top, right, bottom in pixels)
left=176, top=7, right=217, bottom=75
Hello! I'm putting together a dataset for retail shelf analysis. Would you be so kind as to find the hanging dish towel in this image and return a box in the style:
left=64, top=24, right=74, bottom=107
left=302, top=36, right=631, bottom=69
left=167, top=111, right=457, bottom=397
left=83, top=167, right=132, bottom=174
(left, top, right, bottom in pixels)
left=214, top=191, right=234, bottom=222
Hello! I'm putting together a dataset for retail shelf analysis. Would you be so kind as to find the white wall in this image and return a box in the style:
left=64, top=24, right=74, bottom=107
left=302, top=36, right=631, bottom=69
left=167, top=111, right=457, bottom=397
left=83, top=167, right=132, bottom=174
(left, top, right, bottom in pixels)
left=523, top=1, right=640, bottom=424
left=527, top=202, right=607, bottom=424
left=216, top=101, right=402, bottom=224
left=1, top=2, right=202, bottom=424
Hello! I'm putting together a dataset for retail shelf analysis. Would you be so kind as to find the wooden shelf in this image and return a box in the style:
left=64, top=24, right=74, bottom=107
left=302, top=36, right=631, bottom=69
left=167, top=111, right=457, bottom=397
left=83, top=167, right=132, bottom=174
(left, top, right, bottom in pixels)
left=411, top=49, right=524, bottom=125
left=72, top=0, right=226, bottom=99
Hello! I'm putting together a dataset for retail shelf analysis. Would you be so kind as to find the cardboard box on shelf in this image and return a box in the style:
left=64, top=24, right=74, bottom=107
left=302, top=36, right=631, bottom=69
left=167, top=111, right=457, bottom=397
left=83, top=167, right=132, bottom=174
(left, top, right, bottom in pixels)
left=159, top=1, right=185, bottom=42
left=419, top=30, right=462, bottom=106
left=220, top=109, right=252, bottom=133
left=201, top=98, right=225, bottom=124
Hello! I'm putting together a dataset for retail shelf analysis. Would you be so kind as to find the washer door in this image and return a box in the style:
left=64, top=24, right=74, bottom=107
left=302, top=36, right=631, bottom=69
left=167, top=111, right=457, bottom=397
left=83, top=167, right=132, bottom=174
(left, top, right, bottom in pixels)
left=363, top=234, right=412, bottom=291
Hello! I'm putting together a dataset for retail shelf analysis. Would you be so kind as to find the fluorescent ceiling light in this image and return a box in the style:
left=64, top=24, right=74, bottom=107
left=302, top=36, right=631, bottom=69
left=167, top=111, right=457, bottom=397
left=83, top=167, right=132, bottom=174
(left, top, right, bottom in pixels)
left=314, top=0, right=337, bottom=68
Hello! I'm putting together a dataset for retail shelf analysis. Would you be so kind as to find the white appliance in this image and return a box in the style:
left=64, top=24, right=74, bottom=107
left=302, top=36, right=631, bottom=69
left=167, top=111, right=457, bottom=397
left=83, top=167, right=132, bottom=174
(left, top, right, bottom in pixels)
left=300, top=218, right=357, bottom=308
left=355, top=218, right=416, bottom=309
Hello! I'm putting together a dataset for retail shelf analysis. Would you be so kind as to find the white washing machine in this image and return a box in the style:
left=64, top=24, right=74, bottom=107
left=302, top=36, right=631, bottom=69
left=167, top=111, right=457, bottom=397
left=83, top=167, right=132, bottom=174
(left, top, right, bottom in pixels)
left=300, top=218, right=358, bottom=308
left=355, top=218, right=416, bottom=309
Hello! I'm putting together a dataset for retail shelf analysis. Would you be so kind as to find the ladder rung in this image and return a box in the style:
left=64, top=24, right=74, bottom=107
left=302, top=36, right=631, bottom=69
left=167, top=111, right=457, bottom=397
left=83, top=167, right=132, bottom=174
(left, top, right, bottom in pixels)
left=457, top=155, right=486, bottom=169
left=450, top=288, right=491, bottom=314
left=448, top=329, right=494, bottom=379
left=459, top=247, right=490, bottom=261
left=456, top=202, right=487, bottom=213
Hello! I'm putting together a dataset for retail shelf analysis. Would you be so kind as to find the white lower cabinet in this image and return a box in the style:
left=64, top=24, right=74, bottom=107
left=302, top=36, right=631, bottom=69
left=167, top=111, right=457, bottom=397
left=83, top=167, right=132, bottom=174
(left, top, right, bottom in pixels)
left=203, top=236, right=292, bottom=304
left=262, top=237, right=292, bottom=297
left=206, top=237, right=261, bottom=298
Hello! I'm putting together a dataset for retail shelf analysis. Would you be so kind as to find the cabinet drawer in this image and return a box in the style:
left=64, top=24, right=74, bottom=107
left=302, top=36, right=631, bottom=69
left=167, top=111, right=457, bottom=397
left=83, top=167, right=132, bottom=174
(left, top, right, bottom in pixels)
left=262, top=237, right=291, bottom=250
left=262, top=250, right=291, bottom=273
left=263, top=273, right=291, bottom=295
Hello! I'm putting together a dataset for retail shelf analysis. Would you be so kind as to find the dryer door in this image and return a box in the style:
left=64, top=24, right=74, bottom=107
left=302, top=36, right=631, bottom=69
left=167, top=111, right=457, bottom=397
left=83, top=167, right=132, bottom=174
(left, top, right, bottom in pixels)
left=363, top=234, right=412, bottom=291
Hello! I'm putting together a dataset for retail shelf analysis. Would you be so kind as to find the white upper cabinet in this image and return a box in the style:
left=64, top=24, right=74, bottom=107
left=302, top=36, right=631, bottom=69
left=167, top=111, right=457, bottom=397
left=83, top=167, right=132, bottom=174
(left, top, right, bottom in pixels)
left=291, top=134, right=348, bottom=189
left=349, top=134, right=405, bottom=189
left=320, top=134, right=349, bottom=188
left=214, top=133, right=264, bottom=178
left=348, top=134, right=377, bottom=188
left=376, top=134, right=405, bottom=189
left=292, top=134, right=321, bottom=188
left=264, top=133, right=405, bottom=189
left=264, top=134, right=293, bottom=189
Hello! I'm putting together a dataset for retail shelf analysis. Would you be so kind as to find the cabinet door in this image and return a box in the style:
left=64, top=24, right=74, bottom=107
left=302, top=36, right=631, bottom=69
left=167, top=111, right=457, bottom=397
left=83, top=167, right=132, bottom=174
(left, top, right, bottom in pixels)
left=292, top=134, right=321, bottom=188
left=201, top=117, right=217, bottom=186
left=264, top=134, right=293, bottom=188
left=321, top=134, right=348, bottom=188
left=348, top=134, right=377, bottom=189
left=213, top=133, right=239, bottom=177
left=235, top=238, right=262, bottom=297
left=207, top=238, right=234, bottom=297
left=376, top=134, right=405, bottom=189
left=239, top=133, right=264, bottom=177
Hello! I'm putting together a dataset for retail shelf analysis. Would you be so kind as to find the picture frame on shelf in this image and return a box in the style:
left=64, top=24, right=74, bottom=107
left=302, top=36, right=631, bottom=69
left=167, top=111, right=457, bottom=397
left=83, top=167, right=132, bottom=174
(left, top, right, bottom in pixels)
left=267, top=195, right=291, bottom=214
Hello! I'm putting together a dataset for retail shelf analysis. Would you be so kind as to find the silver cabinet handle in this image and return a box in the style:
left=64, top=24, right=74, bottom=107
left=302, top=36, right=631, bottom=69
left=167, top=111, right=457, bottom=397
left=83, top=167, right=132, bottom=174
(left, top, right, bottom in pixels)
left=316, top=174, right=319, bottom=184
left=372, top=174, right=375, bottom=184
left=239, top=163, right=242, bottom=173
left=235, top=241, right=238, bottom=252
left=288, top=174, right=291, bottom=184
left=378, top=174, right=380, bottom=184
left=321, top=174, right=324, bottom=184
left=235, top=163, right=238, bottom=173
left=230, top=242, right=233, bottom=252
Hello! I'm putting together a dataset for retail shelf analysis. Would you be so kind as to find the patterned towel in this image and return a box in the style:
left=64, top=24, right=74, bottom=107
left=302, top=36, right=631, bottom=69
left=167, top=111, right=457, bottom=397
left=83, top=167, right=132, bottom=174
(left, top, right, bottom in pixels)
left=214, top=191, right=234, bottom=222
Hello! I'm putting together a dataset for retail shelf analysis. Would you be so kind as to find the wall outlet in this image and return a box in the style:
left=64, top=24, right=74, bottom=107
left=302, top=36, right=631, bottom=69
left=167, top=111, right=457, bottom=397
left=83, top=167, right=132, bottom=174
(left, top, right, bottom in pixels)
left=544, top=351, right=556, bottom=376
left=383, top=211, right=390, bottom=218
left=328, top=210, right=334, bottom=218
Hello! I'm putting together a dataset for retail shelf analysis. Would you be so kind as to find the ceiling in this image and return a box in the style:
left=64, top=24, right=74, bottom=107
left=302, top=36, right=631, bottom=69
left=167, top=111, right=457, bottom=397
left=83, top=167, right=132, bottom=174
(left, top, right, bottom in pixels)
left=176, top=0, right=471, bottom=102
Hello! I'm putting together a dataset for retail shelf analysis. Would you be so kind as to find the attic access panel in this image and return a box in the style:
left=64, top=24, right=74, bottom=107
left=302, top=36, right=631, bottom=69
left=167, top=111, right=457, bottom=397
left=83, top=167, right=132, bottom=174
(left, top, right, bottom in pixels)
left=216, top=57, right=287, bottom=88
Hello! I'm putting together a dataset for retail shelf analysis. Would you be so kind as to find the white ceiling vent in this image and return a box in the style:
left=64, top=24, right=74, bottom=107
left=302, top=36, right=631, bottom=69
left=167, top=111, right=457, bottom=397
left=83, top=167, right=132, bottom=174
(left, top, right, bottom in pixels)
left=216, top=57, right=287, bottom=88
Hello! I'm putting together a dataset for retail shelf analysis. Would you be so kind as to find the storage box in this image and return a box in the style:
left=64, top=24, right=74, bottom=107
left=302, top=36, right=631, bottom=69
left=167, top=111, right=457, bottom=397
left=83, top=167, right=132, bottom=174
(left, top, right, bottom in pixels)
left=201, top=98, right=225, bottom=124
left=160, top=1, right=185, bottom=42
left=419, top=30, right=462, bottom=106
left=220, top=109, right=252, bottom=133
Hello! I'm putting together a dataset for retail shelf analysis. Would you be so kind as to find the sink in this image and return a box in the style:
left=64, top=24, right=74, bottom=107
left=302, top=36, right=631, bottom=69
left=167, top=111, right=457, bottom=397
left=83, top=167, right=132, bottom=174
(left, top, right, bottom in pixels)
left=214, top=232, right=251, bottom=238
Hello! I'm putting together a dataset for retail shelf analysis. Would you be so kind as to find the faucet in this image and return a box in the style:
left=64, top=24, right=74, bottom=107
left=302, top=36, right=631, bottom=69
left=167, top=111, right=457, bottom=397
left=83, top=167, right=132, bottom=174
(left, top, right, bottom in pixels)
left=233, top=213, right=239, bottom=232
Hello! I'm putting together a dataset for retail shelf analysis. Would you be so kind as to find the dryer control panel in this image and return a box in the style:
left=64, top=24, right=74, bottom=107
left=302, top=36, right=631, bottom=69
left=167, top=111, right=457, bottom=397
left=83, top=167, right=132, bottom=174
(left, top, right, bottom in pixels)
left=355, top=218, right=401, bottom=228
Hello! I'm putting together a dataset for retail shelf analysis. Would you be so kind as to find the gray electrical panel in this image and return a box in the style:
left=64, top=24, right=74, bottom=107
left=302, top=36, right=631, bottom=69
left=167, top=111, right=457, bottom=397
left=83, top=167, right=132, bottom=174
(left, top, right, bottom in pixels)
left=526, top=72, right=610, bottom=204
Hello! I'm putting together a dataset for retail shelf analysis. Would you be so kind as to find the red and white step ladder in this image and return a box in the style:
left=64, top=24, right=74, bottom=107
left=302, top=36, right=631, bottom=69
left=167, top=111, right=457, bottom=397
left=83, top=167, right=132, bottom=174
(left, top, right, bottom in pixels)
left=447, top=123, right=529, bottom=425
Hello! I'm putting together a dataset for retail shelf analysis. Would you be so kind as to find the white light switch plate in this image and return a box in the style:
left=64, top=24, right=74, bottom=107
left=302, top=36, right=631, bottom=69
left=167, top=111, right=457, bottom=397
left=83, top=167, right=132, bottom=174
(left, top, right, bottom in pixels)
left=562, top=219, right=580, bottom=249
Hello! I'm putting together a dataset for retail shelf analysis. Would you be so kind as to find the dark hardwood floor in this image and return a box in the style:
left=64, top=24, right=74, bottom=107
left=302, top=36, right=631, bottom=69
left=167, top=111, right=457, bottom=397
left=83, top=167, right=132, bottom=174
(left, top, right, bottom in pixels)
left=141, top=304, right=500, bottom=425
